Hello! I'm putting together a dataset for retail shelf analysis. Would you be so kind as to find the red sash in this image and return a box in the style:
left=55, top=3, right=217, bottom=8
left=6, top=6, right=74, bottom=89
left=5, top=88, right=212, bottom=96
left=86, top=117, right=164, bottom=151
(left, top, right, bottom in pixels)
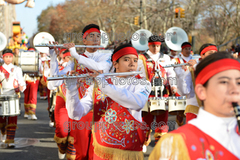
left=74, top=54, right=93, bottom=99
left=172, top=124, right=239, bottom=160
left=0, top=66, right=10, bottom=79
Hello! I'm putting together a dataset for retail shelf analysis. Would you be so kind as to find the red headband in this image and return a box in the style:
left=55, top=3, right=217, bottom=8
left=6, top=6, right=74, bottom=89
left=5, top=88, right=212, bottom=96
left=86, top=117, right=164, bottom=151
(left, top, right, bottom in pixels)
left=112, top=47, right=138, bottom=62
left=28, top=48, right=35, bottom=51
left=182, top=44, right=191, bottom=50
left=63, top=52, right=71, bottom=58
left=3, top=53, right=14, bottom=57
left=195, top=59, right=240, bottom=85
left=83, top=28, right=100, bottom=39
left=200, top=46, right=218, bottom=55
left=148, top=42, right=161, bottom=46
left=59, top=48, right=66, bottom=54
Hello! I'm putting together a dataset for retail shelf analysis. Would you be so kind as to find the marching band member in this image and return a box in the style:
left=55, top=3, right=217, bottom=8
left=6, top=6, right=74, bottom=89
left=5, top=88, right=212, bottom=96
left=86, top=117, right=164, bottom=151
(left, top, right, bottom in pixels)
left=23, top=47, right=40, bottom=120
left=149, top=52, right=240, bottom=160
left=47, top=49, right=75, bottom=159
left=39, top=50, right=51, bottom=100
left=50, top=24, right=112, bottom=160
left=138, top=35, right=177, bottom=147
left=174, top=43, right=218, bottom=123
left=168, top=48, right=185, bottom=127
left=65, top=44, right=151, bottom=160
left=0, top=49, right=26, bottom=148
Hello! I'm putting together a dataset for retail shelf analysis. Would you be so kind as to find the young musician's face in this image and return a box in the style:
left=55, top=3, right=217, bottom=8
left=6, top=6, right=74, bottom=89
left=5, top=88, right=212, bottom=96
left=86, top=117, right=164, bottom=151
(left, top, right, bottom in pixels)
left=148, top=45, right=160, bottom=54
left=201, top=50, right=217, bottom=59
left=182, top=47, right=191, bottom=57
left=170, top=50, right=177, bottom=56
left=195, top=69, right=240, bottom=117
left=3, top=55, right=13, bottom=65
left=63, top=56, right=70, bottom=62
left=114, top=54, right=138, bottom=74
left=83, top=32, right=101, bottom=53
left=40, top=52, right=47, bottom=57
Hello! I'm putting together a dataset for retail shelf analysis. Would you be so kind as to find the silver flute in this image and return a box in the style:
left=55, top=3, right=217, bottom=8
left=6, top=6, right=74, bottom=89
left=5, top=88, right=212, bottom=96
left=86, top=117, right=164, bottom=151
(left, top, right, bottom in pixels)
left=47, top=71, right=142, bottom=81
left=35, top=44, right=104, bottom=48
left=163, top=63, right=189, bottom=68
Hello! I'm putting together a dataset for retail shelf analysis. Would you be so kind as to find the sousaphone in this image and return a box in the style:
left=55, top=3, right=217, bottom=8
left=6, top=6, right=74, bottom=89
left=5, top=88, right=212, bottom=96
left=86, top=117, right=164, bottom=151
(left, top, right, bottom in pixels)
left=131, top=29, right=152, bottom=51
left=0, top=32, right=7, bottom=52
left=100, top=30, right=109, bottom=48
left=165, top=27, right=188, bottom=51
left=33, top=32, right=55, bottom=54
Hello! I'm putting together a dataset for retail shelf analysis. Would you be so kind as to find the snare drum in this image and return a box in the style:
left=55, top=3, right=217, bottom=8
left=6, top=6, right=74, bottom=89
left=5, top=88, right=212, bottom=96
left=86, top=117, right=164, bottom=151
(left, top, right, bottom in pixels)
left=18, top=51, right=39, bottom=75
left=0, top=95, right=20, bottom=116
left=150, top=97, right=168, bottom=115
left=168, top=96, right=186, bottom=115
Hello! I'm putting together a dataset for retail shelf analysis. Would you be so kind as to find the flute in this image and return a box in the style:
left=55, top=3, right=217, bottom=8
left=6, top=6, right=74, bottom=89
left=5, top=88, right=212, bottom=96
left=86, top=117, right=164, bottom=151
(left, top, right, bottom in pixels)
left=163, top=63, right=189, bottom=68
left=35, top=44, right=104, bottom=48
left=47, top=71, right=142, bottom=81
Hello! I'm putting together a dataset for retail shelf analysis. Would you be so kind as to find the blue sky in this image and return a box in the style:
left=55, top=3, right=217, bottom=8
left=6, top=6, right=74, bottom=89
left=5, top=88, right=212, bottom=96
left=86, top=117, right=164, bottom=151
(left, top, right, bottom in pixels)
left=15, top=0, right=66, bottom=38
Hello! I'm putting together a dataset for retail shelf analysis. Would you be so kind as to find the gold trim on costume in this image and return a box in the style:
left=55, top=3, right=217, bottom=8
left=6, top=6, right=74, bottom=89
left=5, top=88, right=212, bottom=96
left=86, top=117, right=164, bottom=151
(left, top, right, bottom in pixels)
left=139, top=55, right=149, bottom=81
left=154, top=132, right=167, bottom=138
left=54, top=134, right=68, bottom=144
left=92, top=129, right=144, bottom=160
left=149, top=133, right=191, bottom=160
left=184, top=105, right=199, bottom=115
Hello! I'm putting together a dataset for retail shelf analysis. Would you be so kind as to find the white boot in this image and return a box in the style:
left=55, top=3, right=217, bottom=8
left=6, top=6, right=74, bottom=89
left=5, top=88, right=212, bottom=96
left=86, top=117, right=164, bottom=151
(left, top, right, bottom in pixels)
left=49, top=121, right=54, bottom=127
left=7, top=143, right=15, bottom=148
left=28, top=114, right=37, bottom=120
left=58, top=150, right=66, bottom=159
left=24, top=114, right=28, bottom=118
left=0, top=133, right=6, bottom=142
left=142, top=145, right=147, bottom=153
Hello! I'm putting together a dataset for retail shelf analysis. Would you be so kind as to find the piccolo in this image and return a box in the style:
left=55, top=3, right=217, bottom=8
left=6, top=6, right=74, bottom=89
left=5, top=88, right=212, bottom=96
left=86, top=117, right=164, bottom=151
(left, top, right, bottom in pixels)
left=35, top=44, right=104, bottom=48
left=47, top=71, right=142, bottom=81
left=163, top=63, right=189, bottom=68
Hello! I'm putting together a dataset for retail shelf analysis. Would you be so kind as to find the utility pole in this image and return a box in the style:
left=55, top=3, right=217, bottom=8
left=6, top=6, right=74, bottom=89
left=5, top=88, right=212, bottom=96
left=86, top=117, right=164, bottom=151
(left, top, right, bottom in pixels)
left=140, top=0, right=143, bottom=29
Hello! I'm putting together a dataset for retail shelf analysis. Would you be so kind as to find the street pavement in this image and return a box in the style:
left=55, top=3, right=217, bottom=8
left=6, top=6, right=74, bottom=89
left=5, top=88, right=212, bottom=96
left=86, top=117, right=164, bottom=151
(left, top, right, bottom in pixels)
left=0, top=93, right=179, bottom=160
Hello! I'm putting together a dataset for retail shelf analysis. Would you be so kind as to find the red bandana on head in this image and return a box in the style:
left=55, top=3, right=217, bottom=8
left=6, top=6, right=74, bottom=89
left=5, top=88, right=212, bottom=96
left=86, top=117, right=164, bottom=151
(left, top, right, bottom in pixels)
left=200, top=46, right=218, bottom=55
left=195, top=59, right=240, bottom=85
left=112, top=47, right=138, bottom=62
left=83, top=28, right=100, bottom=39
left=2, top=53, right=13, bottom=58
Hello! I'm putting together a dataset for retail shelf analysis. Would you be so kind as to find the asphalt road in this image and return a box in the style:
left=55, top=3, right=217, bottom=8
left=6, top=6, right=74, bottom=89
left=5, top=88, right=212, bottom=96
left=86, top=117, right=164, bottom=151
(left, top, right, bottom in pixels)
left=0, top=93, right=179, bottom=160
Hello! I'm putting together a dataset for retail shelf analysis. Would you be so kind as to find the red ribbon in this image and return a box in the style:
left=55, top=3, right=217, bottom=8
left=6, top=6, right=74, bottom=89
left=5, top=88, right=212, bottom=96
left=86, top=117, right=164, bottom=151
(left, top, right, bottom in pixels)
left=2, top=53, right=13, bottom=57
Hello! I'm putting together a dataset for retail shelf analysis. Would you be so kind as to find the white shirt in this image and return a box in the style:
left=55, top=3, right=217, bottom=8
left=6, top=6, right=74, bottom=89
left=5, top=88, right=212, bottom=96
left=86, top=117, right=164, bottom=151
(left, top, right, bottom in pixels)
left=189, top=108, right=240, bottom=158
left=138, top=50, right=176, bottom=88
left=0, top=63, right=26, bottom=94
left=173, top=53, right=199, bottom=108
left=39, top=56, right=51, bottom=77
left=65, top=75, right=151, bottom=122
left=48, top=48, right=112, bottom=88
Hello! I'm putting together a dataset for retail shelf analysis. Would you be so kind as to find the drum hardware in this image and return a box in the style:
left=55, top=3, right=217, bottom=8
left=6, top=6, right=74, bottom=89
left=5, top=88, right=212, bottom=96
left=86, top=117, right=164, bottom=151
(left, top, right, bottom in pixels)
left=0, top=94, right=20, bottom=116
left=168, top=96, right=186, bottom=115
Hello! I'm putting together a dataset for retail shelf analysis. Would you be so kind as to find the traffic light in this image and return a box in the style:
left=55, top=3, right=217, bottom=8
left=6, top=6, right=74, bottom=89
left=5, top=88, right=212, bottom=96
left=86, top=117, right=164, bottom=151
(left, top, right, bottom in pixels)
left=175, top=8, right=179, bottom=18
left=180, top=8, right=185, bottom=18
left=134, top=16, right=139, bottom=25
